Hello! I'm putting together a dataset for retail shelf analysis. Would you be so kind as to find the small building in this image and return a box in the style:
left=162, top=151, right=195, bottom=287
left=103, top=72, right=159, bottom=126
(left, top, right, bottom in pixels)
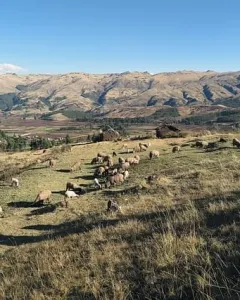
left=99, top=128, right=120, bottom=142
left=155, top=124, right=180, bottom=139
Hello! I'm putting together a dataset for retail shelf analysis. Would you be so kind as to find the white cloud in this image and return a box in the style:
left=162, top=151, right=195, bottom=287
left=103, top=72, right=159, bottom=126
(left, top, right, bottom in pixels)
left=0, top=63, right=25, bottom=74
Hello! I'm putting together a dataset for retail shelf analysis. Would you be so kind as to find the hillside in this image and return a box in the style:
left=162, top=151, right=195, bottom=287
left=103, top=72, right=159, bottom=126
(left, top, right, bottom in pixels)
left=0, top=135, right=240, bottom=299
left=1, top=70, right=240, bottom=118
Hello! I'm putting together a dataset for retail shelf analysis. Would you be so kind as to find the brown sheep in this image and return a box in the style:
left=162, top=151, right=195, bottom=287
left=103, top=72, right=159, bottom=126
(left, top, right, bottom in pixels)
left=125, top=157, right=135, bottom=164
left=91, top=157, right=103, bottom=164
left=134, top=155, right=140, bottom=161
left=133, top=146, right=141, bottom=153
left=131, top=158, right=140, bottom=165
left=49, top=159, right=57, bottom=168
left=107, top=200, right=122, bottom=213
left=233, top=138, right=240, bottom=148
left=97, top=152, right=108, bottom=158
left=219, top=138, right=227, bottom=143
left=107, top=173, right=124, bottom=185
left=106, top=158, right=114, bottom=167
left=103, top=155, right=113, bottom=162
left=34, top=190, right=52, bottom=204
left=139, top=143, right=147, bottom=152
left=121, top=161, right=130, bottom=170
left=172, top=146, right=180, bottom=153
left=108, top=168, right=118, bottom=175
left=66, top=182, right=79, bottom=191
left=95, top=166, right=106, bottom=177
left=141, top=143, right=149, bottom=149
left=70, top=162, right=81, bottom=172
left=149, top=150, right=159, bottom=159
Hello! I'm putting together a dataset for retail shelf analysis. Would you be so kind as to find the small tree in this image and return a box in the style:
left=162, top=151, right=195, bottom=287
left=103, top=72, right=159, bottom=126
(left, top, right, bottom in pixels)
left=65, top=134, right=71, bottom=144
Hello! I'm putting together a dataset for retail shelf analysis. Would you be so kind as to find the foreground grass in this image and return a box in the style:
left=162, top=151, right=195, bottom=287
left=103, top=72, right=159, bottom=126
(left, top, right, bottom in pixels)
left=0, top=135, right=240, bottom=299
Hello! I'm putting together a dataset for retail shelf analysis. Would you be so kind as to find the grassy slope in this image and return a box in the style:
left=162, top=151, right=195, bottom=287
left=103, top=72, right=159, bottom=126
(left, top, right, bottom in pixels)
left=0, top=136, right=240, bottom=299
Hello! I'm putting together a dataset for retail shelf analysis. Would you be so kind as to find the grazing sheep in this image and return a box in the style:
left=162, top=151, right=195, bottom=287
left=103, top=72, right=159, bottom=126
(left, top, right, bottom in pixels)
left=121, top=161, right=130, bottom=170
left=121, top=144, right=128, bottom=150
left=105, top=181, right=111, bottom=189
left=107, top=173, right=124, bottom=185
left=206, top=142, right=218, bottom=149
left=131, top=158, right=140, bottom=165
left=149, top=150, right=160, bottom=159
left=65, top=190, right=79, bottom=199
left=195, top=141, right=208, bottom=148
left=134, top=155, right=140, bottom=161
left=107, top=200, right=122, bottom=213
left=0, top=206, right=3, bottom=214
left=95, top=166, right=106, bottom=177
left=233, top=138, right=240, bottom=148
left=139, top=143, right=147, bottom=152
left=104, top=165, right=109, bottom=173
left=112, top=151, right=117, bottom=157
left=97, top=152, right=108, bottom=158
left=34, top=190, right=52, bottom=204
left=125, top=157, right=134, bottom=163
left=106, top=158, right=114, bottom=167
left=70, top=162, right=81, bottom=172
left=49, top=159, right=57, bottom=168
left=109, top=168, right=118, bottom=175
left=219, top=138, right=227, bottom=143
left=141, top=143, right=149, bottom=149
left=94, top=178, right=102, bottom=189
left=118, top=157, right=125, bottom=164
left=103, top=155, right=113, bottom=162
left=66, top=182, right=79, bottom=191
left=91, top=157, right=103, bottom=164
left=172, top=146, right=180, bottom=153
left=123, top=170, right=129, bottom=180
left=133, top=146, right=141, bottom=153
left=11, top=177, right=19, bottom=188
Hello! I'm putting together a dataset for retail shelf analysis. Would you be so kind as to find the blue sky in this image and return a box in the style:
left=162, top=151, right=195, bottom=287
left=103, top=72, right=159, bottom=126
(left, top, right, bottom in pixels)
left=1, top=0, right=240, bottom=74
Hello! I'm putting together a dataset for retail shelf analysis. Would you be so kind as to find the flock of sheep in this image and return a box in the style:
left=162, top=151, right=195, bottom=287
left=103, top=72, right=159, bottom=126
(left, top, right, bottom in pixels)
left=0, top=137, right=240, bottom=214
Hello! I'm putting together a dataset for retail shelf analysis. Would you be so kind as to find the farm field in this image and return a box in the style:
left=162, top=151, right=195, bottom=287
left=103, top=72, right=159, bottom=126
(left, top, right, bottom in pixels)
left=0, top=134, right=240, bottom=299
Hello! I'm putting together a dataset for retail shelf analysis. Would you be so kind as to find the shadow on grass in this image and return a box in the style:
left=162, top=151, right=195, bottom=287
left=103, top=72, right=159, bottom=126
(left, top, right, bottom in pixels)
left=55, top=169, right=71, bottom=173
left=26, top=204, right=58, bottom=216
left=104, top=185, right=143, bottom=196
left=0, top=183, right=10, bottom=187
left=1, top=192, right=239, bottom=250
left=66, top=287, right=96, bottom=300
left=76, top=175, right=95, bottom=180
left=28, top=166, right=48, bottom=171
left=7, top=201, right=44, bottom=208
left=52, top=190, right=66, bottom=195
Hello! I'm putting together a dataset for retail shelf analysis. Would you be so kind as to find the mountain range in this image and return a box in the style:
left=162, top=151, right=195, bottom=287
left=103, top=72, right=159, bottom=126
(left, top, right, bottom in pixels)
left=1, top=70, right=240, bottom=119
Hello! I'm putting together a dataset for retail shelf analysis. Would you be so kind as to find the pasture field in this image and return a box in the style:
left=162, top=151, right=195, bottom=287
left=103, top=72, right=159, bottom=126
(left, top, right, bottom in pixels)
left=0, top=134, right=240, bottom=300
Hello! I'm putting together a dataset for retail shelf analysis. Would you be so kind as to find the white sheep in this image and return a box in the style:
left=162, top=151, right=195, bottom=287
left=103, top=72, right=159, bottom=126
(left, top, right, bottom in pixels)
left=11, top=177, right=19, bottom=188
left=65, top=190, right=79, bottom=198
left=123, top=170, right=129, bottom=180
left=94, top=178, right=102, bottom=189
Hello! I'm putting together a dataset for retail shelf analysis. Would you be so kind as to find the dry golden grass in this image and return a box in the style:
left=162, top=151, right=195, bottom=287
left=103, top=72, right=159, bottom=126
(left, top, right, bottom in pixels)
left=0, top=135, right=240, bottom=299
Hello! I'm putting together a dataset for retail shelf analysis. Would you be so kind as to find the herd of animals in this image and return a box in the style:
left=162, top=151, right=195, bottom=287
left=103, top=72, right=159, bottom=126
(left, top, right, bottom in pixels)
left=0, top=137, right=240, bottom=215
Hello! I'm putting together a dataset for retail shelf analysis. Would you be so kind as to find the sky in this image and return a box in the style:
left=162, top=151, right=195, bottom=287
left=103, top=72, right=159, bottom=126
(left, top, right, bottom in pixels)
left=0, top=0, right=240, bottom=74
